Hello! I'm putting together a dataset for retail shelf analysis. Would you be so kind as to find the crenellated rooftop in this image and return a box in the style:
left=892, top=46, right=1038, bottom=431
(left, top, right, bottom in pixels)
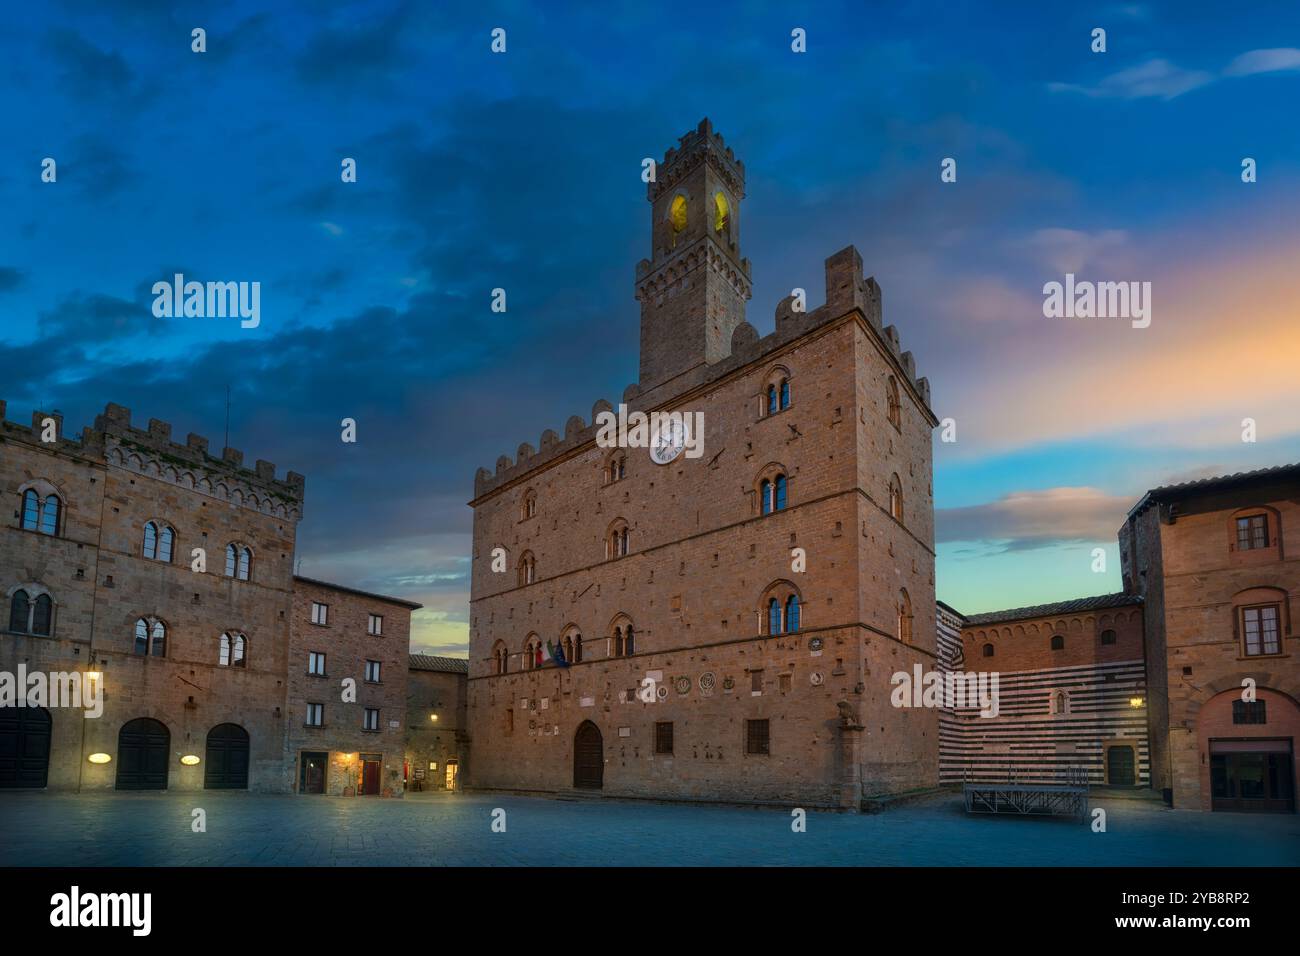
left=471, top=245, right=935, bottom=501
left=648, top=116, right=746, bottom=203
left=1, top=399, right=306, bottom=517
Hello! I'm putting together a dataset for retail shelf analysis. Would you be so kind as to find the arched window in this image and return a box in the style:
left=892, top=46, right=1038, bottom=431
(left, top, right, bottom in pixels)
left=889, top=474, right=904, bottom=522
left=144, top=522, right=175, bottom=562
left=225, top=544, right=237, bottom=576
left=9, top=590, right=53, bottom=637
left=767, top=385, right=777, bottom=416
left=563, top=634, right=574, bottom=662
left=768, top=597, right=782, bottom=635
left=604, top=453, right=627, bottom=485
left=761, top=582, right=802, bottom=635
left=1100, top=629, right=1116, bottom=645
left=982, top=643, right=994, bottom=657
left=758, top=471, right=789, bottom=516
left=785, top=594, right=800, bottom=633
left=897, top=589, right=913, bottom=644
left=606, top=520, right=630, bottom=559
left=39, top=496, right=60, bottom=535
left=523, top=635, right=542, bottom=670
left=219, top=631, right=246, bottom=666
left=521, top=490, right=537, bottom=520
left=518, top=552, right=536, bottom=587
left=21, top=490, right=40, bottom=530
left=713, top=191, right=729, bottom=234
left=491, top=640, right=508, bottom=675
left=134, top=618, right=165, bottom=657
left=779, top=379, right=790, bottom=410
left=1051, top=690, right=1069, bottom=715
left=611, top=619, right=635, bottom=657
left=1050, top=634, right=1065, bottom=651
left=9, top=590, right=29, bottom=633
left=238, top=547, right=251, bottom=581
left=887, top=376, right=902, bottom=429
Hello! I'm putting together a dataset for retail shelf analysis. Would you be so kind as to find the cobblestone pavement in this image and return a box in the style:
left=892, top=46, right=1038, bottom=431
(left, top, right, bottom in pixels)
left=1, top=790, right=1296, bottom=866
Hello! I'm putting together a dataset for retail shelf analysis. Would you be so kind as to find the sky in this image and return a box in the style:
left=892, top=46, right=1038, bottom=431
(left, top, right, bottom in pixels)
left=2, top=0, right=1299, bottom=656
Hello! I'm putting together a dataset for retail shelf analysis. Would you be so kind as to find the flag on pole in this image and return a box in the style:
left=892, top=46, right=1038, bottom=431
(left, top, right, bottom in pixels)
left=546, top=638, right=569, bottom=667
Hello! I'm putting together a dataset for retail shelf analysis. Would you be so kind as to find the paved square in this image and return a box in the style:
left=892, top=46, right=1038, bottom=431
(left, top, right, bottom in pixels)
left=1, top=791, right=1296, bottom=866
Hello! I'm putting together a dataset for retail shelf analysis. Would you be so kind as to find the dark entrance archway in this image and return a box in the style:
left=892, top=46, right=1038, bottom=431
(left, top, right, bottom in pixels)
left=204, top=723, right=250, bottom=789
left=116, top=718, right=170, bottom=790
left=0, top=706, right=52, bottom=788
left=1107, top=745, right=1136, bottom=786
left=573, top=720, right=603, bottom=790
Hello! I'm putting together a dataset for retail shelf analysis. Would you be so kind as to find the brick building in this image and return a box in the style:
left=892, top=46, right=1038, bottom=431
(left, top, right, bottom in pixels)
left=404, top=654, right=469, bottom=792
left=0, top=399, right=424, bottom=795
left=1120, top=464, right=1299, bottom=811
left=947, top=594, right=1149, bottom=787
left=288, top=577, right=420, bottom=796
left=466, top=119, right=940, bottom=808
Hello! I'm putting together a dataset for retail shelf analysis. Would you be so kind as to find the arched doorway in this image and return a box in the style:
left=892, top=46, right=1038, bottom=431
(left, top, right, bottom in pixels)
left=1198, top=687, right=1299, bottom=813
left=1106, top=745, right=1136, bottom=786
left=204, top=723, right=250, bottom=790
left=0, top=706, right=52, bottom=788
left=573, top=721, right=603, bottom=790
left=116, top=718, right=170, bottom=790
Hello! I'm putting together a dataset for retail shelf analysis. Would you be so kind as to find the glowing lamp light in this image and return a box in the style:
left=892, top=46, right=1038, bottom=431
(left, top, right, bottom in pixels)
left=430, top=713, right=439, bottom=721
left=1129, top=697, right=1145, bottom=708
left=87, top=753, right=112, bottom=764
left=180, top=754, right=201, bottom=766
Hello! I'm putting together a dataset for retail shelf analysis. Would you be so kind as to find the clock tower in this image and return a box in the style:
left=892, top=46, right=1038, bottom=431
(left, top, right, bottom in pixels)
left=635, top=118, right=752, bottom=391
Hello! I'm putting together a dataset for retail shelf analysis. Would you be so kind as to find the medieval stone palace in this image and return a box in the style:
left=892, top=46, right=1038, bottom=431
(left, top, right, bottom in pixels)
left=467, top=119, right=941, bottom=808
left=467, top=119, right=1299, bottom=813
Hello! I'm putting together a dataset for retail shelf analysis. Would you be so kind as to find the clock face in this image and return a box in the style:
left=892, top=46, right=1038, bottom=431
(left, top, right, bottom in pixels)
left=650, top=417, right=686, bottom=465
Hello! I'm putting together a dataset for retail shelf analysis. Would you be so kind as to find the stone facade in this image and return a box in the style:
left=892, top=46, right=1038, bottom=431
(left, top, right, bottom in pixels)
left=466, top=121, right=940, bottom=808
left=950, top=595, right=1150, bottom=786
left=404, top=655, right=468, bottom=791
left=1119, top=465, right=1300, bottom=810
left=287, top=578, right=418, bottom=796
left=0, top=399, right=421, bottom=795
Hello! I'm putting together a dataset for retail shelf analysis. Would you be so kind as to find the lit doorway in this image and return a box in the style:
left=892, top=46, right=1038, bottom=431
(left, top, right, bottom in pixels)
left=445, top=760, right=459, bottom=791
left=359, top=753, right=382, bottom=795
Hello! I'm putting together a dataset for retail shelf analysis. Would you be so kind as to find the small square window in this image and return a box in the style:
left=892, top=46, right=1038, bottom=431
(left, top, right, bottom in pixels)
left=306, top=703, right=323, bottom=727
left=1232, top=700, right=1267, bottom=725
left=746, top=719, right=770, bottom=755
left=364, top=660, right=381, bottom=683
left=1235, top=515, right=1269, bottom=551
left=311, top=602, right=328, bottom=626
left=750, top=670, right=763, bottom=694
left=368, top=614, right=383, bottom=636
left=363, top=708, right=380, bottom=731
left=307, top=652, right=326, bottom=676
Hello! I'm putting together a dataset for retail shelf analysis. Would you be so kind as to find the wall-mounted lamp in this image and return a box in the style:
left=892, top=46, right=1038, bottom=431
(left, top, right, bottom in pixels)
left=87, top=753, right=112, bottom=764
left=180, top=755, right=201, bottom=766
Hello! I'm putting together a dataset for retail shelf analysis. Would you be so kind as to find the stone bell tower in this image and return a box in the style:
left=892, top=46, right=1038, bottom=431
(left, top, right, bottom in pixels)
left=635, top=118, right=752, bottom=390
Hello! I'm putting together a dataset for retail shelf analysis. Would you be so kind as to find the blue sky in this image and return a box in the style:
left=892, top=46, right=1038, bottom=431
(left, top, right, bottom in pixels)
left=3, top=1, right=1299, bottom=653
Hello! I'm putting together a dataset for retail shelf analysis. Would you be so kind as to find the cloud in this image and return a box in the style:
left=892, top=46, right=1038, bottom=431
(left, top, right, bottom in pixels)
left=45, top=28, right=146, bottom=102
left=1049, top=58, right=1214, bottom=101
left=937, top=487, right=1132, bottom=551
left=1224, top=48, right=1300, bottom=77
left=0, top=267, right=24, bottom=293
left=1015, top=228, right=1130, bottom=275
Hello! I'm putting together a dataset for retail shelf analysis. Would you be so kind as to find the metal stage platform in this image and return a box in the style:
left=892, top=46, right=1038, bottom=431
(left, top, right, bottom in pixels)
left=962, top=768, right=1090, bottom=822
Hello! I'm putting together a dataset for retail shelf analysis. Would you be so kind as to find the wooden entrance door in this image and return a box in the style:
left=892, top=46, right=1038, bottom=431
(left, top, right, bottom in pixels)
left=360, top=755, right=382, bottom=795
left=115, top=718, right=170, bottom=790
left=1107, top=745, right=1136, bottom=786
left=299, top=752, right=327, bottom=793
left=204, top=723, right=250, bottom=789
left=0, top=706, right=52, bottom=789
left=573, top=721, right=603, bottom=789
